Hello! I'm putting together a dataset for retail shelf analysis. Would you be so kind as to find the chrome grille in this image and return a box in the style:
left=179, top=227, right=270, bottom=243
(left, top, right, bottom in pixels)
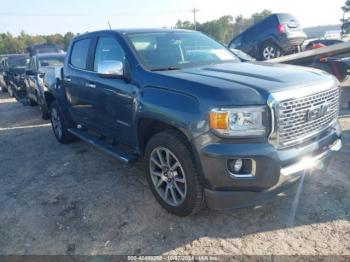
left=276, top=86, right=339, bottom=148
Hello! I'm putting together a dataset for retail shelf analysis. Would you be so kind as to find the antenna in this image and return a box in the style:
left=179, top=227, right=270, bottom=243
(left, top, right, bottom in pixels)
left=108, top=20, right=112, bottom=30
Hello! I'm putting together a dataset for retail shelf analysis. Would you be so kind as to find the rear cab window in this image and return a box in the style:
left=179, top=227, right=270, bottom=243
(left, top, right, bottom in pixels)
left=277, top=13, right=300, bottom=29
left=70, top=38, right=91, bottom=70
left=39, top=57, right=64, bottom=68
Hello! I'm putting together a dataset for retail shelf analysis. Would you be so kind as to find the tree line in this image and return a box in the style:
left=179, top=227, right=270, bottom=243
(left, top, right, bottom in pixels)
left=0, top=9, right=272, bottom=55
left=175, top=9, right=272, bottom=44
left=0, top=31, right=75, bottom=55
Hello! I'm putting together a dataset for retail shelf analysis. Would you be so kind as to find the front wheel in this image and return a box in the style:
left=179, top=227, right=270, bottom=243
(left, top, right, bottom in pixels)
left=50, top=101, right=76, bottom=143
left=260, top=42, right=281, bottom=60
left=145, top=130, right=204, bottom=216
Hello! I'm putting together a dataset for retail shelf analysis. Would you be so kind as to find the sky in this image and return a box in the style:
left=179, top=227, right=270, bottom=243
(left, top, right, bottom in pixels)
left=0, top=0, right=345, bottom=35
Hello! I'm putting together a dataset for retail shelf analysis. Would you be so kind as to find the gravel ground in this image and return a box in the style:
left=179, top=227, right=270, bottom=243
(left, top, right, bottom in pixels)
left=0, top=85, right=349, bottom=256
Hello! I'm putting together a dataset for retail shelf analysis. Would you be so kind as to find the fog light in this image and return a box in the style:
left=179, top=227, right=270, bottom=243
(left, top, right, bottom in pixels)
left=233, top=158, right=243, bottom=172
left=228, top=158, right=244, bottom=173
left=227, top=158, right=255, bottom=178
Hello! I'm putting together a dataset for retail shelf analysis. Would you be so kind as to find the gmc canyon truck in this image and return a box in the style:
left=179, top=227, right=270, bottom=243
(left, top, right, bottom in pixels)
left=47, top=29, right=342, bottom=216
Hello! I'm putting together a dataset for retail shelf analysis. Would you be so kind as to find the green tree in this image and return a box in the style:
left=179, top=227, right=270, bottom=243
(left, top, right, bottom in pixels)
left=251, top=9, right=272, bottom=24
left=175, top=10, right=272, bottom=44
left=341, top=0, right=350, bottom=34
left=0, top=31, right=76, bottom=55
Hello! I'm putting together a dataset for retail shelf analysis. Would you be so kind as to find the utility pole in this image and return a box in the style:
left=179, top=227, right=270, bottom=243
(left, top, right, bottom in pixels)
left=191, top=8, right=199, bottom=30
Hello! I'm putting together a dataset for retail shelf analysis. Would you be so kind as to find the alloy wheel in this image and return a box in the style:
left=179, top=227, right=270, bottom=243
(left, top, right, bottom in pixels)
left=263, top=46, right=276, bottom=60
left=149, top=146, right=187, bottom=206
left=51, top=108, right=62, bottom=139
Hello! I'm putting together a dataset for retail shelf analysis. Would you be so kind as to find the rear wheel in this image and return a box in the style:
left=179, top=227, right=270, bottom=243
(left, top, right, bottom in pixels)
left=260, top=42, right=281, bottom=60
left=145, top=130, right=204, bottom=216
left=8, top=85, right=14, bottom=97
left=39, top=103, right=50, bottom=119
left=37, top=94, right=49, bottom=119
left=1, top=86, right=8, bottom=93
left=28, top=96, right=36, bottom=106
left=50, top=101, right=76, bottom=143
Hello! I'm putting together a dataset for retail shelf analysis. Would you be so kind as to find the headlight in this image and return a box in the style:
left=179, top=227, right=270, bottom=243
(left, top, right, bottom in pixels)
left=209, top=107, right=266, bottom=137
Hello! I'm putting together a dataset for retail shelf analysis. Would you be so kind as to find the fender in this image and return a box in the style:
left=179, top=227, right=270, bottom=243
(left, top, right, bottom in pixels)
left=136, top=85, right=211, bottom=187
left=136, top=86, right=203, bottom=141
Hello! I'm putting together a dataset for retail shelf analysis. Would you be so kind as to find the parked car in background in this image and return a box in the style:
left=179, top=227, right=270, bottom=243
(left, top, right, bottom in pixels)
left=25, top=53, right=65, bottom=119
left=45, top=29, right=341, bottom=216
left=304, top=39, right=344, bottom=51
left=229, top=13, right=307, bottom=60
left=27, top=43, right=64, bottom=57
left=324, top=30, right=342, bottom=40
left=4, top=54, right=29, bottom=97
left=0, top=55, right=8, bottom=92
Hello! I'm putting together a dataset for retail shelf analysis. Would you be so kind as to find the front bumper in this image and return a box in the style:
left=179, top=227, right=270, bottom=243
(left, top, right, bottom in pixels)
left=197, top=122, right=342, bottom=210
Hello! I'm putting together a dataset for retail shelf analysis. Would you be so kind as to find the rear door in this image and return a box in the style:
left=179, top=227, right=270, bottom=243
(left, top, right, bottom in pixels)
left=64, top=37, right=94, bottom=127
left=241, top=27, right=258, bottom=57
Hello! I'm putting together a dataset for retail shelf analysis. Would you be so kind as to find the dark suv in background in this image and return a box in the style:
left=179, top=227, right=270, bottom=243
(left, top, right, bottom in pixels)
left=4, top=54, right=29, bottom=97
left=229, top=13, right=307, bottom=60
left=27, top=43, right=64, bottom=57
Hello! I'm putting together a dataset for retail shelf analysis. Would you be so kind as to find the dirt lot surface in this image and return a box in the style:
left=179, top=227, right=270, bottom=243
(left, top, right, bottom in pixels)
left=0, top=85, right=349, bottom=256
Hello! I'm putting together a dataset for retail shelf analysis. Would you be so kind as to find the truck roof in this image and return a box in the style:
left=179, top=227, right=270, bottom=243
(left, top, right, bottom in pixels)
left=34, top=53, right=66, bottom=59
left=73, top=28, right=196, bottom=40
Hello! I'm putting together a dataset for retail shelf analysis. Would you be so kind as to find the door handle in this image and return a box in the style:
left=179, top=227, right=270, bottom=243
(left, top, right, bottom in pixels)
left=85, top=82, right=96, bottom=88
left=64, top=76, right=71, bottom=82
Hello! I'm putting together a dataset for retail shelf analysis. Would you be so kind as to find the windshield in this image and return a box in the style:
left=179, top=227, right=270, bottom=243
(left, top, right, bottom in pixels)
left=38, top=57, right=65, bottom=68
left=8, top=56, right=28, bottom=68
left=126, top=31, right=239, bottom=70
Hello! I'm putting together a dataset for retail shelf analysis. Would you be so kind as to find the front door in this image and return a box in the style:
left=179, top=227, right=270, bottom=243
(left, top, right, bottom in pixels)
left=88, top=35, right=136, bottom=146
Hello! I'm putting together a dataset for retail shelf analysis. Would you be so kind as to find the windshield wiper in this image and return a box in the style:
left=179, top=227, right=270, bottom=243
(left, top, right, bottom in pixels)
left=151, top=67, right=181, bottom=71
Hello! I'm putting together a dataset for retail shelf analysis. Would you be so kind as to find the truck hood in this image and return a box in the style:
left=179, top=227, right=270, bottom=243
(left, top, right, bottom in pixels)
left=154, top=61, right=335, bottom=105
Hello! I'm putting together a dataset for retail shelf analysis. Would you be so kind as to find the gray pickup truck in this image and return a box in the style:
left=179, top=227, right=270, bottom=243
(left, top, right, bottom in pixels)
left=46, top=29, right=342, bottom=216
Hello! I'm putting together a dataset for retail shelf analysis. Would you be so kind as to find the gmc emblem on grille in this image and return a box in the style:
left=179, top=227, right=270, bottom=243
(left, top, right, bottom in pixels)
left=306, top=103, right=330, bottom=121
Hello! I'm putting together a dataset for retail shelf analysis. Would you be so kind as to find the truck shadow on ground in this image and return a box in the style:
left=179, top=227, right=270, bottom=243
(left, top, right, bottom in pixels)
left=0, top=92, right=349, bottom=255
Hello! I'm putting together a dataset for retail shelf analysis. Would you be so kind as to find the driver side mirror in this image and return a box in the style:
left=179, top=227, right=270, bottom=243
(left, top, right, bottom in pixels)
left=97, top=60, right=124, bottom=78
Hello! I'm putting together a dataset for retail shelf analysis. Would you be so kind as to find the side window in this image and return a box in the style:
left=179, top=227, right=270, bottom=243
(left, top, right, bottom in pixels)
left=93, top=36, right=125, bottom=71
left=229, top=35, right=242, bottom=49
left=244, top=27, right=256, bottom=43
left=70, top=38, right=91, bottom=69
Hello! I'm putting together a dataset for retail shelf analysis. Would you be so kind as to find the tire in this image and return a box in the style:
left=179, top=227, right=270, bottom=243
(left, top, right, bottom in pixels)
left=40, top=103, right=50, bottom=120
left=37, top=94, right=49, bottom=119
left=28, top=96, right=36, bottom=106
left=8, top=85, right=14, bottom=97
left=145, top=130, right=204, bottom=216
left=1, top=86, right=8, bottom=93
left=50, top=100, right=77, bottom=144
left=260, top=42, right=281, bottom=60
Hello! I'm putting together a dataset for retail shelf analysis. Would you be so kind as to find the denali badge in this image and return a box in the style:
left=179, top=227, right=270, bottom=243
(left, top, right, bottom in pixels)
left=306, top=103, right=330, bottom=121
